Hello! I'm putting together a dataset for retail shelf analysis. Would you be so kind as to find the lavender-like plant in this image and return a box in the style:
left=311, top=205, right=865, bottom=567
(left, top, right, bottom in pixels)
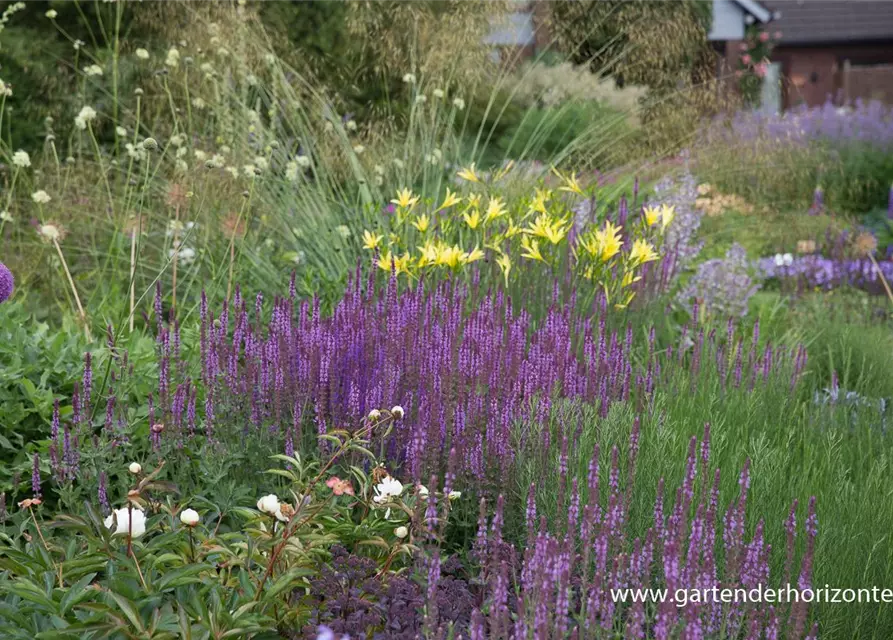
left=679, top=243, right=761, bottom=318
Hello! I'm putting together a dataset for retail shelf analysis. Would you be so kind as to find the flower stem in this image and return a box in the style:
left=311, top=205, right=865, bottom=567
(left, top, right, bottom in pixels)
left=28, top=505, right=61, bottom=587
left=53, top=238, right=91, bottom=341
left=129, top=230, right=136, bottom=332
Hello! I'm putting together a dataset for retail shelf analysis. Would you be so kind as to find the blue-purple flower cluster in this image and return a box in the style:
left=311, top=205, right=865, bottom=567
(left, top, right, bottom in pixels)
left=758, top=254, right=893, bottom=292
left=0, top=261, right=13, bottom=303
left=705, top=100, right=893, bottom=149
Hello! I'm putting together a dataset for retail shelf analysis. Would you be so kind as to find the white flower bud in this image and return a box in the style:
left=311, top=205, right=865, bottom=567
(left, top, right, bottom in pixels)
left=128, top=462, right=142, bottom=475
left=180, top=508, right=200, bottom=526
left=391, top=405, right=404, bottom=419
left=394, top=526, right=408, bottom=539
left=257, top=494, right=280, bottom=515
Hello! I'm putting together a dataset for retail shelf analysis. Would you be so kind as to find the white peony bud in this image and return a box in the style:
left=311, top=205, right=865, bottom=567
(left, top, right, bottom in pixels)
left=128, top=462, right=142, bottom=475
left=395, top=526, right=408, bottom=539
left=257, top=494, right=280, bottom=515
left=180, top=508, right=200, bottom=526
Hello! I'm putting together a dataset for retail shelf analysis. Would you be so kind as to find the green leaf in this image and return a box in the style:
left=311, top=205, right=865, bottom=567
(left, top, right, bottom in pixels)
left=105, top=592, right=146, bottom=633
left=59, top=573, right=98, bottom=615
left=263, top=567, right=314, bottom=599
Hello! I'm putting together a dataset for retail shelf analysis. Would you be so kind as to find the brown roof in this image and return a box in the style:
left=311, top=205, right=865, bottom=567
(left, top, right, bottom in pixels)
left=768, top=1, right=893, bottom=45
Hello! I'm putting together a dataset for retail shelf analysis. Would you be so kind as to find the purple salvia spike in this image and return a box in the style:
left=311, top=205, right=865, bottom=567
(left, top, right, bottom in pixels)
left=82, top=352, right=92, bottom=412
left=154, top=281, right=163, bottom=333
left=98, top=471, right=109, bottom=513
left=50, top=400, right=61, bottom=477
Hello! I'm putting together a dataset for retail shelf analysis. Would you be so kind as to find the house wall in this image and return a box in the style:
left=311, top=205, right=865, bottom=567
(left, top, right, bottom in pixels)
left=709, top=0, right=747, bottom=41
left=773, top=42, right=893, bottom=108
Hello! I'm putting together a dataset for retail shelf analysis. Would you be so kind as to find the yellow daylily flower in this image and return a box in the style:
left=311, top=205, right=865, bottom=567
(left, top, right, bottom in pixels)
left=643, top=206, right=661, bottom=227
left=412, top=214, right=431, bottom=233
left=391, top=188, right=419, bottom=210
left=621, top=270, right=643, bottom=288
left=530, top=188, right=551, bottom=215
left=660, top=204, right=676, bottom=233
left=462, top=246, right=485, bottom=264
left=553, top=168, right=585, bottom=196
left=436, top=244, right=465, bottom=269
left=526, top=213, right=568, bottom=245
left=417, top=240, right=440, bottom=267
left=465, top=193, right=482, bottom=211
left=504, top=220, right=523, bottom=238
left=457, top=163, right=480, bottom=183
left=377, top=250, right=395, bottom=272
left=362, top=230, right=383, bottom=250
left=496, top=253, right=512, bottom=285
left=629, top=239, right=659, bottom=266
left=439, top=188, right=462, bottom=210
left=595, top=220, right=623, bottom=262
left=395, top=252, right=414, bottom=274
left=462, top=208, right=482, bottom=230
left=492, top=160, right=515, bottom=182
left=520, top=235, right=546, bottom=262
left=485, top=197, right=508, bottom=223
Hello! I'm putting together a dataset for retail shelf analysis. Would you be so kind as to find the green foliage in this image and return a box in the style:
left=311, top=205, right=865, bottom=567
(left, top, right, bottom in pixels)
left=0, top=420, right=442, bottom=637
left=0, top=301, right=88, bottom=494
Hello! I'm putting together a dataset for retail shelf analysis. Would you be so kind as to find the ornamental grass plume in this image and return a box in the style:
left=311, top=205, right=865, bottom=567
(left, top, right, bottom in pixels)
left=0, top=261, right=13, bottom=302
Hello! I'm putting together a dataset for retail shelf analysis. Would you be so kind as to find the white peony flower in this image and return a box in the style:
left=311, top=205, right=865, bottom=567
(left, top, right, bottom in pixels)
left=391, top=405, right=404, bottom=419
left=128, top=462, right=142, bottom=475
left=12, top=150, right=30, bottom=168
left=394, top=526, right=408, bottom=539
left=257, top=494, right=280, bottom=515
left=180, top=508, right=200, bottom=526
left=104, top=506, right=147, bottom=538
left=373, top=476, right=404, bottom=504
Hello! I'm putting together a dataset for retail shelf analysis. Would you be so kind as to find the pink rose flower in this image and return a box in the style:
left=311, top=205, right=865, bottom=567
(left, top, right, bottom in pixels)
left=741, top=54, right=752, bottom=65
left=759, top=32, right=770, bottom=42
